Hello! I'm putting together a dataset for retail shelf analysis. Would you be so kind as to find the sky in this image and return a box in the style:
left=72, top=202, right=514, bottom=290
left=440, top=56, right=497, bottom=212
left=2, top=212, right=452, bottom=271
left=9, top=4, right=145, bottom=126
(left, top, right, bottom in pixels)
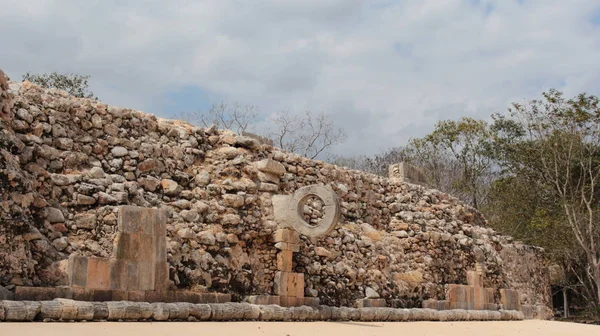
left=1, top=0, right=599, bottom=157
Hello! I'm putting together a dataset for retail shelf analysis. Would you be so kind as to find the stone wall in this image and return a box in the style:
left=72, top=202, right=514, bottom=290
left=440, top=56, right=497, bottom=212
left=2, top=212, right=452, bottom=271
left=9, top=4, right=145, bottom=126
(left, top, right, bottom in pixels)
left=0, top=73, right=551, bottom=309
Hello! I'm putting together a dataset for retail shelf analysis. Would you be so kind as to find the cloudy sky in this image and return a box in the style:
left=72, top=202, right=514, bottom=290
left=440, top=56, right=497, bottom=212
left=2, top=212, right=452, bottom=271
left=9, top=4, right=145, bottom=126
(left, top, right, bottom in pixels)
left=1, top=0, right=599, bottom=156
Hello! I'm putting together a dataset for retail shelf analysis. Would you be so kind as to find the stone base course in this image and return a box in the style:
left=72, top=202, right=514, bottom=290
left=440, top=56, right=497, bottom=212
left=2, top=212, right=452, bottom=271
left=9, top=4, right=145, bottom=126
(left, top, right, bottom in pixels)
left=14, top=286, right=231, bottom=304
left=0, top=300, right=525, bottom=322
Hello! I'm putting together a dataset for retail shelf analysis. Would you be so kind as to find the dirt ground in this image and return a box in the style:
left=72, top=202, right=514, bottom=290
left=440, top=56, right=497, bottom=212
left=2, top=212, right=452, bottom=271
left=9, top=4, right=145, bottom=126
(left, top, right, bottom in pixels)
left=1, top=320, right=599, bottom=336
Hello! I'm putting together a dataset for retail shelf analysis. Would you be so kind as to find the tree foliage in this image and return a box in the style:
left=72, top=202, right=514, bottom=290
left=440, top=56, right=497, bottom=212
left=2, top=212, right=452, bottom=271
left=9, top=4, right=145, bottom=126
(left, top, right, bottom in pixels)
left=22, top=72, right=96, bottom=99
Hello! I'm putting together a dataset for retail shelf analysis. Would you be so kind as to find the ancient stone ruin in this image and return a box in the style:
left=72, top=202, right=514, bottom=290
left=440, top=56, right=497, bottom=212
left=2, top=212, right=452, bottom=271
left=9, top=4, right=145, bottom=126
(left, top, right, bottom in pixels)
left=0, top=70, right=551, bottom=321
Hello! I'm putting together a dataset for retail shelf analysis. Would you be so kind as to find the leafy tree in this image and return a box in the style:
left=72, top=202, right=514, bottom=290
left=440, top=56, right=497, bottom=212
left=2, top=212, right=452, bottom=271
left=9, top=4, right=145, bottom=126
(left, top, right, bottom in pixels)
left=22, top=72, right=96, bottom=99
left=492, top=89, right=600, bottom=306
left=422, top=118, right=495, bottom=209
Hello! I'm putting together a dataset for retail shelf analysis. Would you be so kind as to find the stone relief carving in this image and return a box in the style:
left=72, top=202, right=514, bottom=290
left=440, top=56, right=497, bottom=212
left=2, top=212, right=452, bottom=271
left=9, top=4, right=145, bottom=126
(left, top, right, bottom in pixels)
left=273, top=184, right=340, bottom=237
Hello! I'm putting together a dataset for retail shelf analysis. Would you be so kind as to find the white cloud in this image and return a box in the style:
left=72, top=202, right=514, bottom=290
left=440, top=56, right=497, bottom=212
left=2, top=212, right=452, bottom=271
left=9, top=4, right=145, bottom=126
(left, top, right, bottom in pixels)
left=1, top=0, right=599, bottom=156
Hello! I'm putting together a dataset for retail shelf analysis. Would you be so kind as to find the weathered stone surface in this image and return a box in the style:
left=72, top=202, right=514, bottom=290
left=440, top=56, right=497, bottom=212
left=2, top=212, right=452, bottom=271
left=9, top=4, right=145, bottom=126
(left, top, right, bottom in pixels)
left=0, top=76, right=550, bottom=313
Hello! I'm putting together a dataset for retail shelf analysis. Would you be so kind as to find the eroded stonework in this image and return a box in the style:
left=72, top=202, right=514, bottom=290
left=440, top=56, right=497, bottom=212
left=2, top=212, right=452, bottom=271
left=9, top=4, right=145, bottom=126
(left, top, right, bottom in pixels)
left=0, top=72, right=551, bottom=316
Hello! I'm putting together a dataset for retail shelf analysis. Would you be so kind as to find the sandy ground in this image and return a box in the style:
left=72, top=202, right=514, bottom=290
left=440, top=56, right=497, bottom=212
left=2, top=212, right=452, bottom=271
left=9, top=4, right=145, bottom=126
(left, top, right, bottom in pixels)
left=1, top=320, right=599, bottom=336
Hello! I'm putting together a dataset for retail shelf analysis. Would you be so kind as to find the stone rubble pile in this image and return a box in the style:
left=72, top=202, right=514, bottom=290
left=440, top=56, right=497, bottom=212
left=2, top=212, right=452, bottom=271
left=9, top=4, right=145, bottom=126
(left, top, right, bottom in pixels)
left=0, top=73, right=549, bottom=310
left=0, top=299, right=525, bottom=322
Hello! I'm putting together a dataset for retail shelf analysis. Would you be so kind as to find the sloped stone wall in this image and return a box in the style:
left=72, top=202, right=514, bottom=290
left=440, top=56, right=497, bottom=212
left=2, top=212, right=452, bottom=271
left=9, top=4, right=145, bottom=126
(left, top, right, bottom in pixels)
left=0, top=74, right=550, bottom=309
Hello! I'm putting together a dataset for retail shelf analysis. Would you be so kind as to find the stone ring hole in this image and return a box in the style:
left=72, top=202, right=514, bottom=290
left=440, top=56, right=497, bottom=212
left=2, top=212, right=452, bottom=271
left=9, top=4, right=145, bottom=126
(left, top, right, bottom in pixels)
left=300, top=195, right=326, bottom=227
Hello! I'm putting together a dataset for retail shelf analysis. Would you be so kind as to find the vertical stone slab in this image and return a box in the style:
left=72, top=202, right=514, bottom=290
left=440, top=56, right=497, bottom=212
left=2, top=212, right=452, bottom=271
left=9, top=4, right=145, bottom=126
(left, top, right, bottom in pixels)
left=138, top=261, right=156, bottom=291
left=473, top=287, right=486, bottom=310
left=466, top=271, right=482, bottom=287
left=295, top=273, right=305, bottom=298
left=68, top=255, right=88, bottom=287
left=126, top=260, right=140, bottom=290
left=110, top=260, right=128, bottom=291
left=86, top=257, right=111, bottom=290
left=118, top=206, right=141, bottom=233
left=500, top=289, right=521, bottom=311
left=154, top=262, right=169, bottom=291
left=274, top=272, right=289, bottom=295
left=139, top=234, right=154, bottom=262
left=138, top=207, right=155, bottom=236
left=277, top=251, right=293, bottom=272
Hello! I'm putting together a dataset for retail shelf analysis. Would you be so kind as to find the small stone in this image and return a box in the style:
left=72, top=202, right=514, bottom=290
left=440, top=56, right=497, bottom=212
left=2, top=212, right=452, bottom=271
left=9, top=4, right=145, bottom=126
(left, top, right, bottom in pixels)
left=222, top=194, right=244, bottom=208
left=98, top=192, right=117, bottom=204
left=198, top=231, right=216, bottom=245
left=253, top=159, right=285, bottom=176
left=315, top=247, right=332, bottom=258
left=74, top=213, right=97, bottom=229
left=180, top=210, right=199, bottom=222
left=87, top=166, right=106, bottom=179
left=111, top=146, right=128, bottom=157
left=77, top=194, right=96, bottom=205
left=161, top=179, right=181, bottom=196
left=221, top=214, right=241, bottom=225
left=177, top=228, right=195, bottom=240
left=193, top=201, right=209, bottom=214
left=194, top=171, right=211, bottom=186
left=52, top=237, right=69, bottom=251
left=45, top=207, right=65, bottom=223
left=365, top=287, right=380, bottom=299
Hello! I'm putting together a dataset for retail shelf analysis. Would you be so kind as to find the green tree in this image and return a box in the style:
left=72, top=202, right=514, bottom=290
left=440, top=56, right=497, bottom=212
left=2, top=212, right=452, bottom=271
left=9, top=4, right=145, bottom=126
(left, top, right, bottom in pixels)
left=423, top=117, right=494, bottom=209
left=492, top=89, right=600, bottom=306
left=22, top=72, right=96, bottom=99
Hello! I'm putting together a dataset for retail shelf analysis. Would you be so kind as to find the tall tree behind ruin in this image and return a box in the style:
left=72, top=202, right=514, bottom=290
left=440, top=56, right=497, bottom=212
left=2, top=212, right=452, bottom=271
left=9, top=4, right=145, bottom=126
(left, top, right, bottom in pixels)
left=22, top=72, right=96, bottom=100
left=492, top=89, right=600, bottom=306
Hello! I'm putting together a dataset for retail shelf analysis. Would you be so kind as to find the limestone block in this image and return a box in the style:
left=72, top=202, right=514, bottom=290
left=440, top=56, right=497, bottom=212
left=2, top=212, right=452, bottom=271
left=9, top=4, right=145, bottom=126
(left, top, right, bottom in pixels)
left=317, top=305, right=332, bottom=320
left=273, top=229, right=300, bottom=244
left=126, top=260, right=140, bottom=290
left=209, top=303, right=245, bottom=321
left=274, top=242, right=300, bottom=252
left=472, top=286, right=486, bottom=310
left=253, top=159, right=286, bottom=176
left=500, top=289, right=521, bottom=311
left=276, top=250, right=293, bottom=272
left=139, top=234, right=154, bottom=262
left=115, top=232, right=141, bottom=260
left=40, top=300, right=62, bottom=320
left=138, top=261, right=156, bottom=290
left=68, top=255, right=88, bottom=287
left=358, top=307, right=376, bottom=321
left=154, top=261, right=169, bottom=291
left=466, top=270, right=483, bottom=287
left=189, top=303, right=212, bottom=320
left=245, top=295, right=280, bottom=306
left=57, top=299, right=78, bottom=320
left=151, top=302, right=170, bottom=321
left=303, top=297, right=320, bottom=307
left=75, top=300, right=94, bottom=321
left=1, top=300, right=39, bottom=321
left=241, top=303, right=261, bottom=320
left=259, top=305, right=285, bottom=321
left=169, top=303, right=190, bottom=320
left=93, top=302, right=109, bottom=320
left=86, top=257, right=111, bottom=290
left=280, top=296, right=302, bottom=307
left=109, top=260, right=128, bottom=291
left=112, top=290, right=129, bottom=301
left=15, top=286, right=73, bottom=301
left=356, top=298, right=386, bottom=308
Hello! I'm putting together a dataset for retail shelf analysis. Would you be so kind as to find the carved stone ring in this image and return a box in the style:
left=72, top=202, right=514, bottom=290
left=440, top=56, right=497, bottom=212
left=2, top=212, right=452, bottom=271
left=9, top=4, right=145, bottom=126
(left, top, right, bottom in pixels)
left=273, top=184, right=340, bottom=237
